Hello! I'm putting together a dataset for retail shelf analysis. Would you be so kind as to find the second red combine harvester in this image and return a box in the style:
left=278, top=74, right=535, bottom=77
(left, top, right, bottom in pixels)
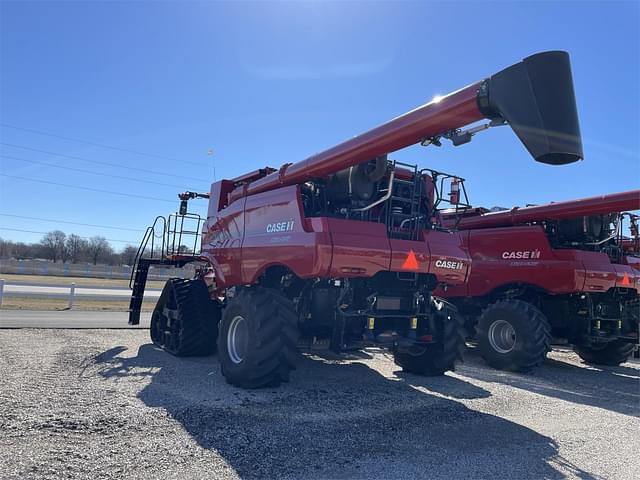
left=439, top=191, right=640, bottom=371
left=129, top=51, right=583, bottom=388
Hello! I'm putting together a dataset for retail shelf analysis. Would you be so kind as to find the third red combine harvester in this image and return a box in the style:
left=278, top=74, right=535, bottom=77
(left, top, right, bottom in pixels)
left=129, top=51, right=583, bottom=388
left=439, top=191, right=640, bottom=372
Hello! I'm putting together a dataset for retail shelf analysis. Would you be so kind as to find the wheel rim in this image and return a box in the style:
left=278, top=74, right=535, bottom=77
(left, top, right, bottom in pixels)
left=488, top=319, right=516, bottom=354
left=227, top=315, right=249, bottom=364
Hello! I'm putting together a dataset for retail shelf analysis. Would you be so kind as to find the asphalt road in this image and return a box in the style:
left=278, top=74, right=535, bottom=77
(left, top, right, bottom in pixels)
left=0, top=310, right=151, bottom=328
left=2, top=282, right=161, bottom=300
left=0, top=328, right=638, bottom=480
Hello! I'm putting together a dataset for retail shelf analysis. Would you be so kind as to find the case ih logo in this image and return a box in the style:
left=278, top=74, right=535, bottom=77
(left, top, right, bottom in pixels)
left=434, top=259, right=465, bottom=270
left=502, top=250, right=541, bottom=259
left=266, top=220, right=295, bottom=233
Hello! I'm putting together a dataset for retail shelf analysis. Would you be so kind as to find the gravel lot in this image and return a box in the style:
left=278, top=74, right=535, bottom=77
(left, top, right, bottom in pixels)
left=0, top=329, right=638, bottom=480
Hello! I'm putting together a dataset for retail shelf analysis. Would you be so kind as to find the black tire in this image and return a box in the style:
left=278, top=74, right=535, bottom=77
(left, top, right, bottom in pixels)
left=574, top=341, right=634, bottom=366
left=393, top=304, right=466, bottom=376
left=217, top=286, right=299, bottom=388
left=476, top=299, right=551, bottom=372
left=150, top=278, right=220, bottom=356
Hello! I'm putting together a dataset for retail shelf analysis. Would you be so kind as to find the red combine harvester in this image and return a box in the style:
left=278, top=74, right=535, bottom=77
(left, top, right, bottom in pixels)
left=129, top=51, right=583, bottom=388
left=439, top=191, right=640, bottom=371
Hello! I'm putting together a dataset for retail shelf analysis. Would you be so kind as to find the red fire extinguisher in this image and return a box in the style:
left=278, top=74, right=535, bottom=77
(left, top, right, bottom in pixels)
left=449, top=178, right=460, bottom=205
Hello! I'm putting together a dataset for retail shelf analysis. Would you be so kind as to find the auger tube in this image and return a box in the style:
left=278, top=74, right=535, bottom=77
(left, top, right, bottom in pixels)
left=229, top=50, right=583, bottom=203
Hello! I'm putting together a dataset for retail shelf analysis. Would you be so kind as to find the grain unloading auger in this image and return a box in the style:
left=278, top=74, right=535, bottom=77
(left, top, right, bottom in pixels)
left=129, top=51, right=583, bottom=388
left=442, top=190, right=640, bottom=230
left=438, top=190, right=640, bottom=372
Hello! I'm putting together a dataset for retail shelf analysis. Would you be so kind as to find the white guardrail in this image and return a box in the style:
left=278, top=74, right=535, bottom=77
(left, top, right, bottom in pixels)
left=0, top=278, right=78, bottom=309
left=0, top=278, right=163, bottom=310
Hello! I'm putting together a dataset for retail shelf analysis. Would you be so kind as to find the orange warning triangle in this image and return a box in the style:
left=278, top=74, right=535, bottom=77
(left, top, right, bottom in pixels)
left=402, top=250, right=419, bottom=270
left=621, top=272, right=631, bottom=285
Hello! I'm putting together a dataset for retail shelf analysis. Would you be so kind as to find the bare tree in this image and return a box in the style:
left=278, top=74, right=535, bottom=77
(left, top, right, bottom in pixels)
left=66, top=234, right=88, bottom=263
left=40, top=232, right=57, bottom=262
left=40, top=230, right=66, bottom=262
left=177, top=244, right=193, bottom=254
left=60, top=242, right=71, bottom=264
left=120, top=245, right=138, bottom=266
left=13, top=241, right=35, bottom=259
left=87, top=236, right=111, bottom=265
left=1, top=232, right=125, bottom=265
left=0, top=237, right=10, bottom=258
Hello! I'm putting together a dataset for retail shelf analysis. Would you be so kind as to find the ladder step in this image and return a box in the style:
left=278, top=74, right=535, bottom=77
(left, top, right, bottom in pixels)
left=391, top=196, right=416, bottom=203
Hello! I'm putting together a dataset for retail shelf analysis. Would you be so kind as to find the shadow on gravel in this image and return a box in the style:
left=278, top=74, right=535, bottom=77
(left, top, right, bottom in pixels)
left=313, top=350, right=490, bottom=400
left=95, top=344, right=598, bottom=480
left=460, top=348, right=639, bottom=417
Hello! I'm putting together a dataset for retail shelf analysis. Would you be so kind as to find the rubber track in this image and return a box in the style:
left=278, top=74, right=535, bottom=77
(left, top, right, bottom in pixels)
left=151, top=278, right=219, bottom=357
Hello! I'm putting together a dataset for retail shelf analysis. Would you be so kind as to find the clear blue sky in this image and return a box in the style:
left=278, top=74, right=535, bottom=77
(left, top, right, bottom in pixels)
left=1, top=1, right=638, bottom=250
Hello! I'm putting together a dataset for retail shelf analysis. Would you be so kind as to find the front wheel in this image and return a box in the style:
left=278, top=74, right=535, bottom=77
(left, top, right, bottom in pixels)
left=217, top=287, right=300, bottom=388
left=393, top=303, right=465, bottom=376
left=476, top=299, right=551, bottom=372
left=574, top=341, right=634, bottom=366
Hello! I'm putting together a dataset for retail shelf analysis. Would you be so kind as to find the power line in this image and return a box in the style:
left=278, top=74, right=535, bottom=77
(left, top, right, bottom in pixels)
left=0, top=213, right=145, bottom=232
left=0, top=153, right=194, bottom=190
left=0, top=173, right=176, bottom=203
left=0, top=227, right=138, bottom=244
left=0, top=142, right=209, bottom=184
left=0, top=122, right=207, bottom=167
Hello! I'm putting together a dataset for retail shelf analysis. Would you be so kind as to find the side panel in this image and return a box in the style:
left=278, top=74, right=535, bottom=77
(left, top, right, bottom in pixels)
left=443, top=225, right=584, bottom=298
left=201, top=197, right=246, bottom=288
left=578, top=251, right=623, bottom=293
left=619, top=255, right=640, bottom=291
left=580, top=252, right=638, bottom=292
left=389, top=231, right=469, bottom=287
left=327, top=218, right=391, bottom=277
left=389, top=238, right=430, bottom=276
left=241, top=186, right=331, bottom=283
left=423, top=230, right=469, bottom=286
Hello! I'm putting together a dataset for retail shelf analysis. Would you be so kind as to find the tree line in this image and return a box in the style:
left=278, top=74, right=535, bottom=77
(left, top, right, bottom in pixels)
left=0, top=231, right=139, bottom=266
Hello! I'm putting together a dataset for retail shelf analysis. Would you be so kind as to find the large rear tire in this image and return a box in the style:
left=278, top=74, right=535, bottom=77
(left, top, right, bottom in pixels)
left=393, top=304, right=465, bottom=376
left=574, top=340, right=634, bottom=366
left=476, top=299, right=551, bottom=372
left=150, top=278, right=220, bottom=356
left=217, top=287, right=299, bottom=388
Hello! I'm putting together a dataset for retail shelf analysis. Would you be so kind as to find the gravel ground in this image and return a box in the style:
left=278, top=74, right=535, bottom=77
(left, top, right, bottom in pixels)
left=0, top=329, right=638, bottom=480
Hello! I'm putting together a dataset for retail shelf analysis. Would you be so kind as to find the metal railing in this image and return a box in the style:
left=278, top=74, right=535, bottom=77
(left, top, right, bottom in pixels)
left=129, top=213, right=205, bottom=289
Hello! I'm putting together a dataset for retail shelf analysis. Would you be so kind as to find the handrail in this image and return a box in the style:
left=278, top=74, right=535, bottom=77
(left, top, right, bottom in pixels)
left=129, top=213, right=206, bottom=290
left=129, top=216, right=167, bottom=289
left=166, top=213, right=204, bottom=255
